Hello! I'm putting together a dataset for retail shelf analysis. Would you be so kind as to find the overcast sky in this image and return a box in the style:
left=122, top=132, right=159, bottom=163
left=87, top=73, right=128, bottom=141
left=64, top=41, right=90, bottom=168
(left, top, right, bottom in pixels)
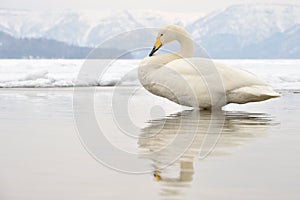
left=1, top=0, right=299, bottom=12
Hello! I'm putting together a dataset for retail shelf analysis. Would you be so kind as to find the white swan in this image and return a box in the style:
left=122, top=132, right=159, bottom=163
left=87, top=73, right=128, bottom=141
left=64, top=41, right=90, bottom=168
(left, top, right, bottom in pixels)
left=138, top=25, right=280, bottom=109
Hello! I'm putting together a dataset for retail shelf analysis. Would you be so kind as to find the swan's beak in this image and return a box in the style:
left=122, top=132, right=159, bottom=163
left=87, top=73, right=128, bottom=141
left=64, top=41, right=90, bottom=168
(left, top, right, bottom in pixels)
left=153, top=170, right=161, bottom=181
left=149, top=37, right=162, bottom=56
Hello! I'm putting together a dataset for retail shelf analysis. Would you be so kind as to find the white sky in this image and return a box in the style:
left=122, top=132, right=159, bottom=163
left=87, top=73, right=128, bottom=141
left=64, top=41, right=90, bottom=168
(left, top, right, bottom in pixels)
left=0, top=0, right=299, bottom=12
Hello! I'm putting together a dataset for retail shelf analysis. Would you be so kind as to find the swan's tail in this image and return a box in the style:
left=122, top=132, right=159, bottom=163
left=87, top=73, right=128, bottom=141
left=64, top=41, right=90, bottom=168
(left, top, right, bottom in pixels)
left=227, top=85, right=280, bottom=104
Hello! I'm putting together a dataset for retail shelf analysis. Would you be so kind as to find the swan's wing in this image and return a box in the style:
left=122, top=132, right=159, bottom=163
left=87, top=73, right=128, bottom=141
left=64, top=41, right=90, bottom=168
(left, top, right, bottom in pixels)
left=210, top=60, right=280, bottom=102
left=143, top=66, right=202, bottom=106
left=164, top=58, right=279, bottom=104
left=227, top=85, right=280, bottom=103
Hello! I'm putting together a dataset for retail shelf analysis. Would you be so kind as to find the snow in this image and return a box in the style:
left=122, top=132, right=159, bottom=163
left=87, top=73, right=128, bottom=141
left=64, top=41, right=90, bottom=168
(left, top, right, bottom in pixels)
left=0, top=8, right=204, bottom=46
left=0, top=59, right=299, bottom=90
left=189, top=4, right=300, bottom=45
left=2, top=4, right=299, bottom=47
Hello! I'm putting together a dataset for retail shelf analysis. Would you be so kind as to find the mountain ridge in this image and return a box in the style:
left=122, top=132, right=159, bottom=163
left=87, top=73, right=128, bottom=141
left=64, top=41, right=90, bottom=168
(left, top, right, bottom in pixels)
left=0, top=4, right=299, bottom=58
left=0, top=31, right=133, bottom=59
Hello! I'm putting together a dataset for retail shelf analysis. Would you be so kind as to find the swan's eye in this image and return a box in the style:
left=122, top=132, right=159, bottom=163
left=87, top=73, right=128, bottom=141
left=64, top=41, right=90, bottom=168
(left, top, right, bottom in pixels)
left=160, top=34, right=163, bottom=37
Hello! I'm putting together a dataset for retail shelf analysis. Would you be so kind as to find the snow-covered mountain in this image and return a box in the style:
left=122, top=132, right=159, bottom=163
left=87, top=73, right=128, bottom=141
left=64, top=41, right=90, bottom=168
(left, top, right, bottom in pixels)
left=0, top=9, right=202, bottom=47
left=0, top=4, right=299, bottom=58
left=0, top=31, right=133, bottom=59
left=187, top=4, right=300, bottom=58
left=189, top=4, right=300, bottom=44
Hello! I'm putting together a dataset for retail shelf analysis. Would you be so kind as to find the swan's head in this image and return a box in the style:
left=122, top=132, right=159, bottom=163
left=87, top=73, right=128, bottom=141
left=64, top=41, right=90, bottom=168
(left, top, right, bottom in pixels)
left=149, top=25, right=191, bottom=57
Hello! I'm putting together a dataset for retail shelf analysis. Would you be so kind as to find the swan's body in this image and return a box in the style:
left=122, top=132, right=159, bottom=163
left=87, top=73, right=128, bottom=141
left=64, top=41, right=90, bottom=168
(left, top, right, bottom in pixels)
left=138, top=25, right=280, bottom=109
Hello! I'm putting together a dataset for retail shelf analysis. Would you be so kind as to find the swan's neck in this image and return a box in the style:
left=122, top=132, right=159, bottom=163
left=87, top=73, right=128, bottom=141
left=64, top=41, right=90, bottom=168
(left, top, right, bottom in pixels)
left=138, top=35, right=194, bottom=87
left=139, top=34, right=194, bottom=73
left=141, top=35, right=195, bottom=67
left=177, top=36, right=194, bottom=58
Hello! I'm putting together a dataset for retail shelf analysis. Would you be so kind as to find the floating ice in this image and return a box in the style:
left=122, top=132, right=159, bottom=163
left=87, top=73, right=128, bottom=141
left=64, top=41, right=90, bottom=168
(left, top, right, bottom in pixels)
left=0, top=59, right=299, bottom=90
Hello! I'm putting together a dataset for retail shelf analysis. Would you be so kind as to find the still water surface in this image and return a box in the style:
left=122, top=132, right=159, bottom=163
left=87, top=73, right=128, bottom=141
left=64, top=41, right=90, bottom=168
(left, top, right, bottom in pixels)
left=0, top=88, right=299, bottom=200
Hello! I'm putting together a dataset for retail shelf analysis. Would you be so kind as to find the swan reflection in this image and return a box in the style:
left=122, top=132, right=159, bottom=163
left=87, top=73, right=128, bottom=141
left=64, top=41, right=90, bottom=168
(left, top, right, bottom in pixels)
left=138, top=109, right=277, bottom=198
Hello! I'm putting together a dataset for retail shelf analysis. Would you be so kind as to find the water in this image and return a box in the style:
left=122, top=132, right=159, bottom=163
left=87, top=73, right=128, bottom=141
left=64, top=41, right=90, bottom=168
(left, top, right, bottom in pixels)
left=0, top=59, right=300, bottom=199
left=0, top=87, right=299, bottom=200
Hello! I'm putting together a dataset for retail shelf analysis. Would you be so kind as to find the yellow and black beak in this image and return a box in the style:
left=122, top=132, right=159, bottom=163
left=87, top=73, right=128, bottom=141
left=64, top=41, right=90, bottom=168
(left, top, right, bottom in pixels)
left=149, top=37, right=162, bottom=57
left=153, top=170, right=161, bottom=181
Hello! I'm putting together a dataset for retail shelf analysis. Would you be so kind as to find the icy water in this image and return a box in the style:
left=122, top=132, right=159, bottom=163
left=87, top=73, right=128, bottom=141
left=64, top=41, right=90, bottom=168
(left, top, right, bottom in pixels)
left=0, top=87, right=300, bottom=200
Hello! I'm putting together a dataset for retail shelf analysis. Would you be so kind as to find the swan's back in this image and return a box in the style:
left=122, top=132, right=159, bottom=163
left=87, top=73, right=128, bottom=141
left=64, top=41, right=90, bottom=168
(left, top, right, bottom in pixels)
left=165, top=58, right=267, bottom=90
